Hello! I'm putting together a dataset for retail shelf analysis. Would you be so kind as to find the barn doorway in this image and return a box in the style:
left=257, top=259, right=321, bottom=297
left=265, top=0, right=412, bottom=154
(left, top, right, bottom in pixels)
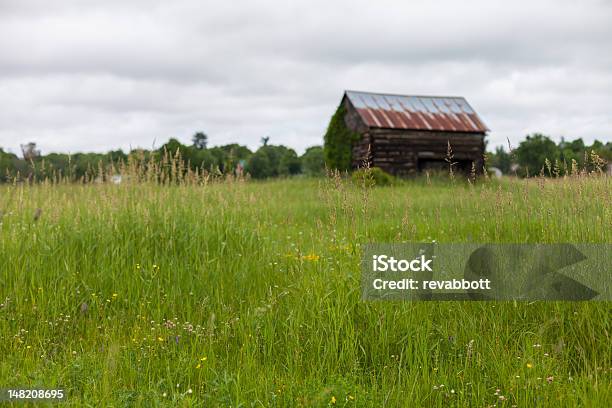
left=418, top=159, right=474, bottom=174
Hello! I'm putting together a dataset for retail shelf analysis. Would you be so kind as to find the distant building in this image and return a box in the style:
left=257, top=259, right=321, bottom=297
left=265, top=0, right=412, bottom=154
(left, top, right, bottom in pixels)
left=489, top=167, right=503, bottom=178
left=336, top=90, right=488, bottom=176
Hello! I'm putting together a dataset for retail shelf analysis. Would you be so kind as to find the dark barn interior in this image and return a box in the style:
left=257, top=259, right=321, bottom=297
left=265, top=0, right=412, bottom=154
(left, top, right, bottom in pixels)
left=341, top=90, right=488, bottom=176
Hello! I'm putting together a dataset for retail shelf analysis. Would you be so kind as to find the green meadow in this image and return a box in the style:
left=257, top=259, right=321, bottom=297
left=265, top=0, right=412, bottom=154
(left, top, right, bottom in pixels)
left=0, top=174, right=610, bottom=407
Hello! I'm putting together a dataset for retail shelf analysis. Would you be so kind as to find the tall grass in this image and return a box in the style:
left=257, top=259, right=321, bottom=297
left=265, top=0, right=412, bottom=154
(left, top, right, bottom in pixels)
left=0, top=164, right=610, bottom=406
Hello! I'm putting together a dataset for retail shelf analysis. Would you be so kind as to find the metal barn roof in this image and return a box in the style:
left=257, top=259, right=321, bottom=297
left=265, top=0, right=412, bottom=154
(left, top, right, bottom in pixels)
left=345, top=90, right=488, bottom=133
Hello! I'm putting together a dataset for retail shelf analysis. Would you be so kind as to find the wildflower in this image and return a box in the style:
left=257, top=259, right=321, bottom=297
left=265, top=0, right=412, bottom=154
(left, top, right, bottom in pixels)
left=157, top=337, right=164, bottom=342
left=303, top=254, right=320, bottom=261
left=112, top=293, right=118, bottom=298
left=348, top=395, right=354, bottom=401
left=196, top=364, right=201, bottom=369
left=200, top=356, right=207, bottom=361
left=187, top=388, right=192, bottom=394
left=526, top=363, right=533, bottom=369
left=330, top=395, right=336, bottom=405
left=162, top=392, right=167, bottom=397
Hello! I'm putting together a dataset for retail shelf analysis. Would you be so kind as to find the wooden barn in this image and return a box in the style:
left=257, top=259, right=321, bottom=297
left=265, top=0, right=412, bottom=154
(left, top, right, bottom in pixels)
left=338, top=90, right=488, bottom=175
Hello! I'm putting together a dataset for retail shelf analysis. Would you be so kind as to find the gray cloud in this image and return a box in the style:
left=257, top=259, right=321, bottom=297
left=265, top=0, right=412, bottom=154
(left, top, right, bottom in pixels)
left=0, top=0, right=611, bottom=155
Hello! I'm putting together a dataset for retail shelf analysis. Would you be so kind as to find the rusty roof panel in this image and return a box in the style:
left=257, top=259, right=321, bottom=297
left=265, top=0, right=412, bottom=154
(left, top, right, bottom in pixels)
left=345, top=90, right=488, bottom=133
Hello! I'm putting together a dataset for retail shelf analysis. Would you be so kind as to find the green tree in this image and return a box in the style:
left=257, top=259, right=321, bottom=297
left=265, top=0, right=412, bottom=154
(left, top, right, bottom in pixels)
left=301, top=146, right=325, bottom=176
left=190, top=148, right=217, bottom=171
left=247, top=145, right=301, bottom=179
left=159, top=138, right=186, bottom=156
left=206, top=144, right=252, bottom=174
left=558, top=137, right=585, bottom=167
left=587, top=140, right=612, bottom=161
left=20, top=142, right=41, bottom=161
left=514, top=133, right=559, bottom=176
left=278, top=149, right=301, bottom=176
left=489, top=146, right=513, bottom=174
left=247, top=149, right=273, bottom=179
left=192, top=132, right=208, bottom=150
left=0, top=148, right=19, bottom=181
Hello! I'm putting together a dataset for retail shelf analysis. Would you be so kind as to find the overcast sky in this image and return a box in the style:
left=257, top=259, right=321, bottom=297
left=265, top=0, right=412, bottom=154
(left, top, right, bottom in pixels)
left=1, top=0, right=611, bottom=155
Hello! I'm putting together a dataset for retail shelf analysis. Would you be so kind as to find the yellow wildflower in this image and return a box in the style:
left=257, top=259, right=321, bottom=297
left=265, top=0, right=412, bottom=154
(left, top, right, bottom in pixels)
left=303, top=254, right=320, bottom=261
left=330, top=395, right=336, bottom=404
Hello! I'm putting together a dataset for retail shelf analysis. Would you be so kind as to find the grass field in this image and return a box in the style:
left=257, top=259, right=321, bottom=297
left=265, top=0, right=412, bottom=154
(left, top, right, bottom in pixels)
left=0, top=174, right=610, bottom=407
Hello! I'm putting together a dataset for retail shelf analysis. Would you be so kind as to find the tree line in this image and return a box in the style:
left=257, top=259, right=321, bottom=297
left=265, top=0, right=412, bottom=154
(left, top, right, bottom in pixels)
left=1, top=131, right=609, bottom=183
left=0, top=133, right=326, bottom=182
left=488, top=134, right=611, bottom=176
